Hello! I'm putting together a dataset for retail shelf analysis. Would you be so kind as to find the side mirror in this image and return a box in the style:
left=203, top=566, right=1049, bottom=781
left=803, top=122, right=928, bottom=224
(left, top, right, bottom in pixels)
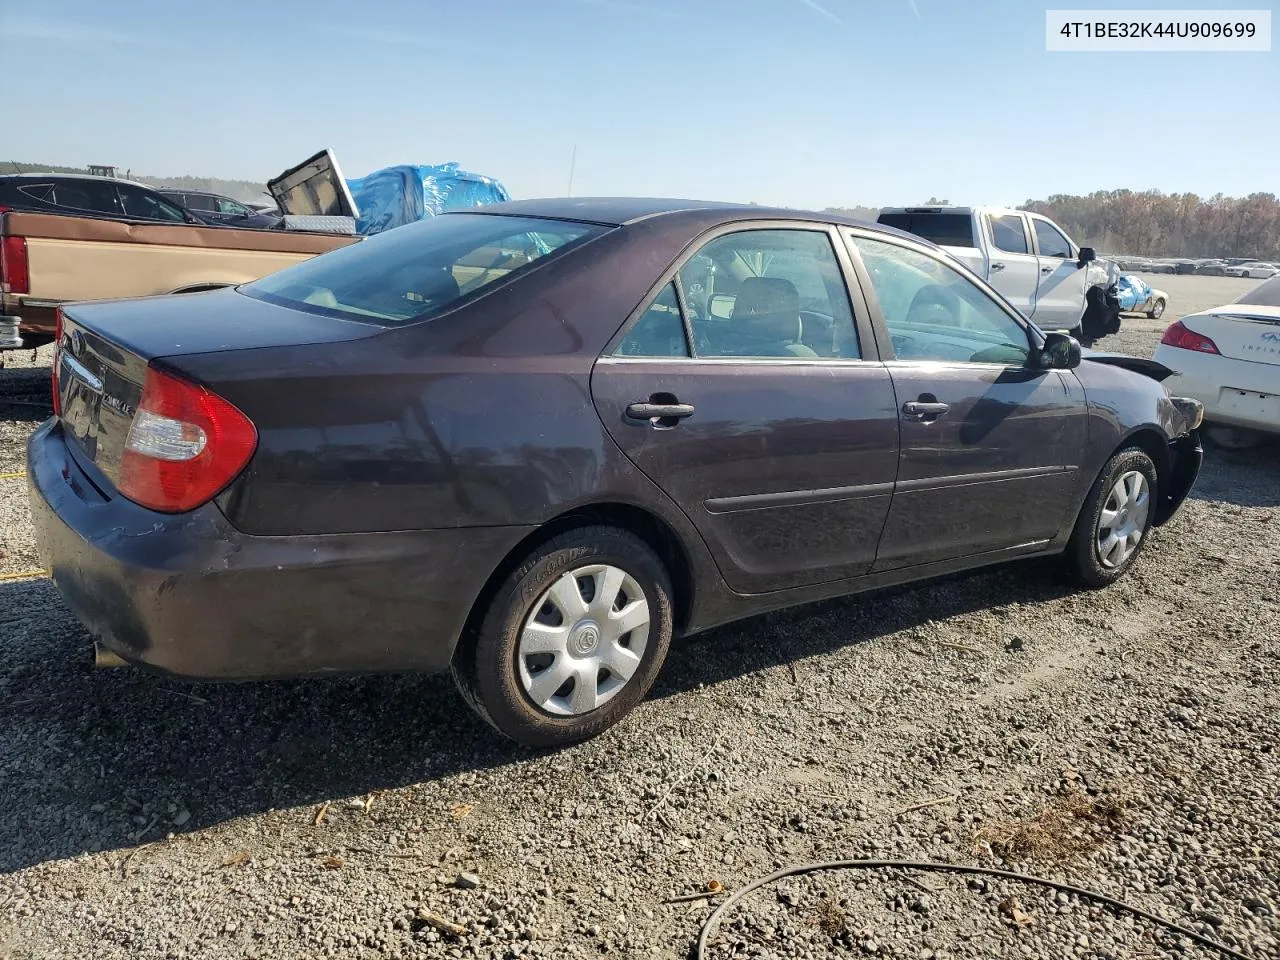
left=1077, top=246, right=1097, bottom=267
left=1039, top=331, right=1082, bottom=370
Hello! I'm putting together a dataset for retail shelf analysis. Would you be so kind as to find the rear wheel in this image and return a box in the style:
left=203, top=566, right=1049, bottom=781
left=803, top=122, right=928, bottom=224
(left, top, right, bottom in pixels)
left=452, top=526, right=673, bottom=747
left=1147, top=298, right=1165, bottom=319
left=1066, top=448, right=1157, bottom=588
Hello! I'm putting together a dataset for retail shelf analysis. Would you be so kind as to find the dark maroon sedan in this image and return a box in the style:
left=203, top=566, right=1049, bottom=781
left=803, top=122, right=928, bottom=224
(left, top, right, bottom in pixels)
left=28, top=199, right=1204, bottom=745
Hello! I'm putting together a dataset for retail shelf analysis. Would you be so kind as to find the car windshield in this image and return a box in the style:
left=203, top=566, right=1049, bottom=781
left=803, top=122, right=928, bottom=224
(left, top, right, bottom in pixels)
left=242, top=213, right=604, bottom=324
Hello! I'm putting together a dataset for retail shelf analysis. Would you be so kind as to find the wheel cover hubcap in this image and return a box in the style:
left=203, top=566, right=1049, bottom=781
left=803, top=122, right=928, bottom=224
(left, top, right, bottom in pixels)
left=517, top=564, right=651, bottom=717
left=1096, top=470, right=1150, bottom=569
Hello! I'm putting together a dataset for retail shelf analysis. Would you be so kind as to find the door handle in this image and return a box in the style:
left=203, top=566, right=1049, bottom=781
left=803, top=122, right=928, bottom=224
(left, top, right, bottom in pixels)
left=1041, top=266, right=1054, bottom=274
left=903, top=400, right=950, bottom=419
left=625, top=401, right=695, bottom=422
left=990, top=262, right=1005, bottom=272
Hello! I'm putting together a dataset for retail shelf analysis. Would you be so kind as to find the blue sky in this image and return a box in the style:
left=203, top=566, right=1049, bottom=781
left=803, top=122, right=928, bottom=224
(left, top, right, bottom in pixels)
left=3, top=0, right=1275, bottom=208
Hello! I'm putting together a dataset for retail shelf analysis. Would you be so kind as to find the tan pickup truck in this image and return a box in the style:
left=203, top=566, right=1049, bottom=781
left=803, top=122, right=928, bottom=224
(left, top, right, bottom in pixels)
left=0, top=210, right=355, bottom=349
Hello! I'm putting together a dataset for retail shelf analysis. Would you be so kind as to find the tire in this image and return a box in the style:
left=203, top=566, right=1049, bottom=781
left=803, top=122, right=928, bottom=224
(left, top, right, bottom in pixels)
left=1065, top=447, right=1158, bottom=588
left=452, top=526, right=674, bottom=747
left=1147, top=299, right=1165, bottom=320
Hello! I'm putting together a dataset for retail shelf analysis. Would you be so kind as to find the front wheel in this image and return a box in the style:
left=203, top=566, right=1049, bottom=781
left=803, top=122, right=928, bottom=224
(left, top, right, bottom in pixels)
left=1148, top=299, right=1165, bottom=319
left=1065, top=448, right=1158, bottom=588
left=452, top=526, right=674, bottom=747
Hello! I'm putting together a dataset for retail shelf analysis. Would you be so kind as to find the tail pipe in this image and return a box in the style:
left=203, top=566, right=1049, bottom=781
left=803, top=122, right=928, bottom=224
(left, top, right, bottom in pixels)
left=93, top=642, right=128, bottom=669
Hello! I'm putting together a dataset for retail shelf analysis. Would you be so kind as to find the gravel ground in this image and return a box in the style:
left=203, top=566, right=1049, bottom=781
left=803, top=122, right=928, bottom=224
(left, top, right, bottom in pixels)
left=1, top=278, right=1277, bottom=960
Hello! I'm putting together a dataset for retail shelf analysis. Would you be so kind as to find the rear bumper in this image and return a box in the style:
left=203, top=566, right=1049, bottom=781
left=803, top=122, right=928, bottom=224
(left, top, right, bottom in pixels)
left=26, top=419, right=534, bottom=679
left=0, top=295, right=58, bottom=350
left=1154, top=347, right=1280, bottom=434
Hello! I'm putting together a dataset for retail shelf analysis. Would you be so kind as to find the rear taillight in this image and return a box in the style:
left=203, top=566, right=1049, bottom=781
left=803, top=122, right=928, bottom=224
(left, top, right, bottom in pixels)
left=0, top=235, right=29, bottom=295
left=118, top=366, right=257, bottom=513
left=52, top=308, right=63, bottom=416
left=1160, top=320, right=1220, bottom=355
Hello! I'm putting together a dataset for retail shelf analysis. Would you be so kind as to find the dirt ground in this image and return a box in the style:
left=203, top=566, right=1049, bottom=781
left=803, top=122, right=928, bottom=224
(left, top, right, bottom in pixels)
left=0, top=275, right=1276, bottom=960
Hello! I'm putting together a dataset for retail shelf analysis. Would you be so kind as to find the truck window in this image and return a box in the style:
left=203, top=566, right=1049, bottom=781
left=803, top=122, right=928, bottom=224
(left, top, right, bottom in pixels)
left=1033, top=219, right=1072, bottom=259
left=876, top=212, right=976, bottom=248
left=989, top=215, right=1029, bottom=254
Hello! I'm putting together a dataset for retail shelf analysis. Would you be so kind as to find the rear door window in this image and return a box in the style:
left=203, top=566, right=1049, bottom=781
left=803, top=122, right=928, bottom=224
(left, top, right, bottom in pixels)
left=876, top=212, right=976, bottom=248
left=677, top=229, right=860, bottom=360
left=51, top=180, right=122, bottom=215
left=244, top=213, right=604, bottom=325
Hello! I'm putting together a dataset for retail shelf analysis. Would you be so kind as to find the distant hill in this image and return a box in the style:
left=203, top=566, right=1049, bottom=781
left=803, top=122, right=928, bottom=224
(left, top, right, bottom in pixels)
left=2, top=161, right=270, bottom=203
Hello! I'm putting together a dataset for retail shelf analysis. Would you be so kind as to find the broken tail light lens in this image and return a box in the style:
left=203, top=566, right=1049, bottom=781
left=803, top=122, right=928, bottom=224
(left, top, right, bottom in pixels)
left=118, top=366, right=257, bottom=513
left=1160, top=320, right=1220, bottom=355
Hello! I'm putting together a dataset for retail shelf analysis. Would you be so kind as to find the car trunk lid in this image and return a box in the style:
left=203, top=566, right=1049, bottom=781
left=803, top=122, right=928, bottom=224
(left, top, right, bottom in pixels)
left=1183, top=305, right=1280, bottom=365
left=56, top=289, right=384, bottom=488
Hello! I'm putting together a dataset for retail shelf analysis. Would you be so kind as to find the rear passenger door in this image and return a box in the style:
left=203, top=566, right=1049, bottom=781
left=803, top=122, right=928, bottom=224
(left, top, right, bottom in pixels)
left=983, top=213, right=1041, bottom=319
left=592, top=224, right=901, bottom=594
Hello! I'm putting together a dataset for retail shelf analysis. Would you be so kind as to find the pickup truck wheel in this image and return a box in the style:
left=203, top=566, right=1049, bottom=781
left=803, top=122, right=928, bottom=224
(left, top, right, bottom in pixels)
left=1147, top=299, right=1165, bottom=319
left=1065, top=447, right=1158, bottom=588
left=452, top=526, right=674, bottom=747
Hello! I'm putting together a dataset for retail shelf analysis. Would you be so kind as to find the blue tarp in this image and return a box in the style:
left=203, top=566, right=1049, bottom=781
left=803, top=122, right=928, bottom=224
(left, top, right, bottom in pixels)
left=1116, top=274, right=1151, bottom=311
left=345, top=163, right=510, bottom=236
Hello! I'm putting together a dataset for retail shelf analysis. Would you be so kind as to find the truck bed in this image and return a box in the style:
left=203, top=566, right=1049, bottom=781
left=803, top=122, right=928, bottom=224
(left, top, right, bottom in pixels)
left=1, top=210, right=357, bottom=346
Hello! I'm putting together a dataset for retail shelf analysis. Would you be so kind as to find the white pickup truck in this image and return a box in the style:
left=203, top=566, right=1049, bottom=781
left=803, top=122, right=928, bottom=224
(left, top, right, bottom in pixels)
left=876, top=206, right=1121, bottom=339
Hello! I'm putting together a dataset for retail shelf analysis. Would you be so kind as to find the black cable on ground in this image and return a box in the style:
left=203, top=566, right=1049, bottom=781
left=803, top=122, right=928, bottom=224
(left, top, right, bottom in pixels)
left=694, top=859, right=1254, bottom=960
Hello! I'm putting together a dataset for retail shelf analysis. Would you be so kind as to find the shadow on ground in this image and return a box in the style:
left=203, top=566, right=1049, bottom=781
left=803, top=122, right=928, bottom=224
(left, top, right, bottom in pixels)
left=1190, top=438, right=1280, bottom=508
left=0, top=556, right=1072, bottom=874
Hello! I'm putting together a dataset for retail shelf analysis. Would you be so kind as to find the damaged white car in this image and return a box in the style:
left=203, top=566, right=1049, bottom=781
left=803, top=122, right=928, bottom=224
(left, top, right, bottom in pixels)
left=1153, top=276, right=1280, bottom=447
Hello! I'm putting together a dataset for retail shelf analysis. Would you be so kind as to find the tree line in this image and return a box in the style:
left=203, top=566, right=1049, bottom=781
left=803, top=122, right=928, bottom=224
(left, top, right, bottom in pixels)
left=1020, top=190, right=1279, bottom=259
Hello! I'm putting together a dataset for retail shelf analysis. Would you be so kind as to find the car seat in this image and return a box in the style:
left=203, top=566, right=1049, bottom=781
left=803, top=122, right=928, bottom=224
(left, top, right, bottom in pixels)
left=729, top=277, right=819, bottom=358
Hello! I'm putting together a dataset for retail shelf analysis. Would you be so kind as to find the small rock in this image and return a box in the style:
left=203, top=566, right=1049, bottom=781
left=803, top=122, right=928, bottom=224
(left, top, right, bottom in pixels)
left=455, top=872, right=482, bottom=890
left=171, top=809, right=191, bottom=827
left=1007, top=636, right=1025, bottom=652
left=224, top=921, right=238, bottom=934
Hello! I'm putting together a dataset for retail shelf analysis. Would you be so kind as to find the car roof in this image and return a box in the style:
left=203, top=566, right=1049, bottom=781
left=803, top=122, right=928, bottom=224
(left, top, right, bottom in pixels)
left=455, top=196, right=922, bottom=240
left=0, top=172, right=151, bottom=189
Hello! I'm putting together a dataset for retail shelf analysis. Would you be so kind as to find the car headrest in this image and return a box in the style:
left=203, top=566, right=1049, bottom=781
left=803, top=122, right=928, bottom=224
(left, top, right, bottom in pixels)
left=731, top=277, right=802, bottom=343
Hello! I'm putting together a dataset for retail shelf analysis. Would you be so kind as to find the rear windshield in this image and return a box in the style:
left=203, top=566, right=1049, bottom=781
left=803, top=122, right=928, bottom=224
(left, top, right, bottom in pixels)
left=243, top=213, right=604, bottom=324
left=1236, top=276, right=1280, bottom=307
left=876, top=212, right=976, bottom=248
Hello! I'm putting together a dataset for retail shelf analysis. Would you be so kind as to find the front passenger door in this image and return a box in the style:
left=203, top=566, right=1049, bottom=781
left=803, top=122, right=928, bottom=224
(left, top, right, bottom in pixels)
left=1031, top=217, right=1089, bottom=332
left=845, top=232, right=1089, bottom=571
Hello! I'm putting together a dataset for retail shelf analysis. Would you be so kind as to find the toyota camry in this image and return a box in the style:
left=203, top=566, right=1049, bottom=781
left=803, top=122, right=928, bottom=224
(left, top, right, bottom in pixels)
left=28, top=198, right=1204, bottom=745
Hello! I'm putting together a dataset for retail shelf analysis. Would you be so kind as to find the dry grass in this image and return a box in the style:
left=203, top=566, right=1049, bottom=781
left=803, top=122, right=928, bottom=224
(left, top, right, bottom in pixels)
left=812, top=898, right=848, bottom=938
left=974, top=786, right=1131, bottom=862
